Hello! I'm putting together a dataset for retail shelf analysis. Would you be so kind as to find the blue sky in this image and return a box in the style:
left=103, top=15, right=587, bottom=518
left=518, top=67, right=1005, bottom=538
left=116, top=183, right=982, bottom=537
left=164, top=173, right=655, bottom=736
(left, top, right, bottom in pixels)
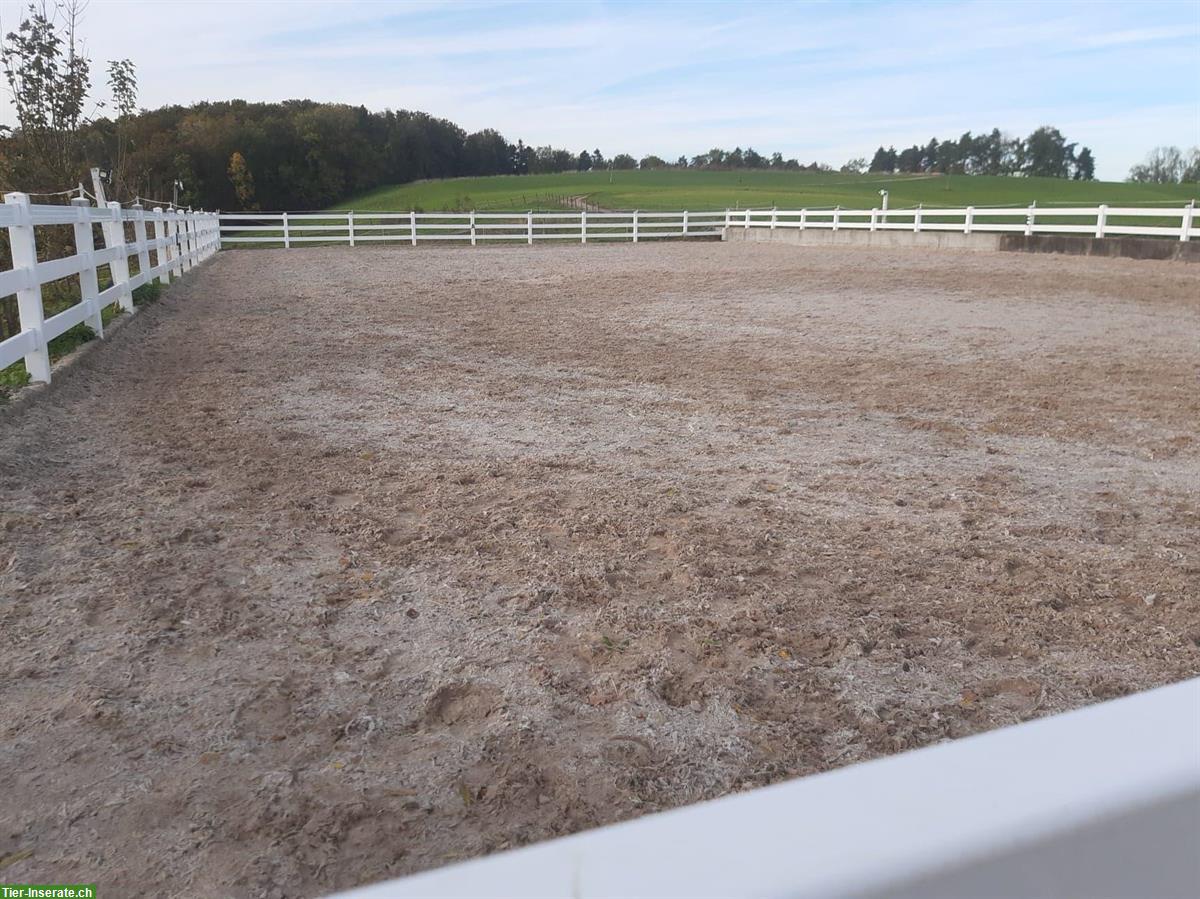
left=2, top=0, right=1197, bottom=180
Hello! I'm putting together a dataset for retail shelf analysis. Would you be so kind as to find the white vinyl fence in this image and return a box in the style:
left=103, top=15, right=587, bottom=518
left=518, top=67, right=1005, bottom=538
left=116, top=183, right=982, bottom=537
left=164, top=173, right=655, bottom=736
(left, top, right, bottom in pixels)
left=219, top=203, right=1199, bottom=246
left=220, top=209, right=727, bottom=245
left=730, top=202, right=1198, bottom=240
left=334, top=678, right=1200, bottom=899
left=0, top=193, right=220, bottom=383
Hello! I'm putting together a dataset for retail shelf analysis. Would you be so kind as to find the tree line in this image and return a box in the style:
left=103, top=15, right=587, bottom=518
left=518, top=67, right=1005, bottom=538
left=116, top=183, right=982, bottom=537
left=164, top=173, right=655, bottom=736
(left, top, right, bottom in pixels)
left=867, top=127, right=1095, bottom=180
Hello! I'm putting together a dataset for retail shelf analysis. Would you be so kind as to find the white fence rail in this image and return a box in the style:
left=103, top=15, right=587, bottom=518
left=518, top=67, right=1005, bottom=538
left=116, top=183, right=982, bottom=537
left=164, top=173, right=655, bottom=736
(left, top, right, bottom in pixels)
left=219, top=210, right=727, bottom=245
left=0, top=193, right=220, bottom=383
left=334, top=678, right=1200, bottom=899
left=730, top=202, right=1198, bottom=241
left=220, top=204, right=1199, bottom=246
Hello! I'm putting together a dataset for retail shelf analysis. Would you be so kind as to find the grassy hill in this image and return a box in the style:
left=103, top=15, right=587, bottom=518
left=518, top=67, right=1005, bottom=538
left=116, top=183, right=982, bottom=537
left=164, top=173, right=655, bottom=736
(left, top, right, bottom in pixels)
left=335, top=170, right=1199, bottom=212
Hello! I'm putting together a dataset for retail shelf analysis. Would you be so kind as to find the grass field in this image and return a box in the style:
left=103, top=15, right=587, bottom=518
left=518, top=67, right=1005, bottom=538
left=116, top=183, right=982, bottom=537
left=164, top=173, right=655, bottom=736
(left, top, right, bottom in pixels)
left=336, top=169, right=1200, bottom=212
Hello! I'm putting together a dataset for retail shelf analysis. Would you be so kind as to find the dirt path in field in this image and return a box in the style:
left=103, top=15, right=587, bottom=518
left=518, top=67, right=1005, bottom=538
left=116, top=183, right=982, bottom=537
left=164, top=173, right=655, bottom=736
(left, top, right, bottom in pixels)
left=1, top=243, right=1198, bottom=897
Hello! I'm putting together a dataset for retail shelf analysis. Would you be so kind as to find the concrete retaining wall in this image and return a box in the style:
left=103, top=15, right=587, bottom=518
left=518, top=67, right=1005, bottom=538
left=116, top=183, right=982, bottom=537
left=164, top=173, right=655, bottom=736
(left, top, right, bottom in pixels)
left=726, top=225, right=1200, bottom=261
left=725, top=226, right=1002, bottom=252
left=998, top=232, right=1200, bottom=262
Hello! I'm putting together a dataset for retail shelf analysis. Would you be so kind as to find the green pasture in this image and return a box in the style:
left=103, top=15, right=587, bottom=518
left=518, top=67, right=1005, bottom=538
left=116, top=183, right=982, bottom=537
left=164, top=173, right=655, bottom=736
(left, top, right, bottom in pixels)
left=334, top=170, right=1199, bottom=213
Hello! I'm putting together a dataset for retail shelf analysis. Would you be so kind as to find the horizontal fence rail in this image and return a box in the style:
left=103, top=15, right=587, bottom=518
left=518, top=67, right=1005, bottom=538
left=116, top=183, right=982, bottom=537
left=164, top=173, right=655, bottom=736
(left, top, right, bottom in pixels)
left=333, top=678, right=1200, bottom=899
left=219, top=210, right=727, bottom=246
left=220, top=203, right=1198, bottom=248
left=730, top=202, right=1198, bottom=241
left=0, top=193, right=220, bottom=383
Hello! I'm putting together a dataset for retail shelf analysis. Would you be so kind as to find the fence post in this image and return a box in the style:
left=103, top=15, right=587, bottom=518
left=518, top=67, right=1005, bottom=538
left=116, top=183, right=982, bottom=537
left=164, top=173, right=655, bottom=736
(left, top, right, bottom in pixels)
left=152, top=207, right=170, bottom=284
left=1180, top=201, right=1194, bottom=242
left=833, top=206, right=840, bottom=232
left=4, top=193, right=51, bottom=383
left=282, top=211, right=291, bottom=249
left=1095, top=204, right=1107, bottom=239
left=410, top=210, right=417, bottom=247
left=470, top=210, right=476, bottom=247
left=725, top=207, right=731, bottom=230
left=581, top=208, right=587, bottom=244
left=165, top=212, right=178, bottom=277
left=633, top=209, right=639, bottom=243
left=964, top=206, right=974, bottom=234
left=181, top=211, right=195, bottom=272
left=69, top=196, right=104, bottom=337
left=914, top=204, right=922, bottom=234
left=172, top=211, right=185, bottom=277
left=682, top=209, right=688, bottom=237
left=348, top=210, right=355, bottom=247
left=770, top=207, right=777, bottom=231
left=1025, top=202, right=1036, bottom=237
left=800, top=208, right=807, bottom=230
left=133, top=203, right=151, bottom=286
left=869, top=208, right=877, bottom=232
left=105, top=201, right=135, bottom=311
left=527, top=210, right=534, bottom=245
left=744, top=208, right=750, bottom=231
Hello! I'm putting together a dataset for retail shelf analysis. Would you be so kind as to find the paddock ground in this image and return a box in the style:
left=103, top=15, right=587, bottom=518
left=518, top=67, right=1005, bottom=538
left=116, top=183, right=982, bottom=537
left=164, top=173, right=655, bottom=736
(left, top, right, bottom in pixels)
left=1, top=243, right=1197, bottom=896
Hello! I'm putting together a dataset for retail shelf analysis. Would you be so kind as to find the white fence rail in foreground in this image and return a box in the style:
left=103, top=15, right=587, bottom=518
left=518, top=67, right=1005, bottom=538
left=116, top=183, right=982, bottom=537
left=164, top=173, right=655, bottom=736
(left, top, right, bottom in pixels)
left=220, top=203, right=1199, bottom=246
left=334, top=678, right=1200, bottom=899
left=0, top=193, right=220, bottom=383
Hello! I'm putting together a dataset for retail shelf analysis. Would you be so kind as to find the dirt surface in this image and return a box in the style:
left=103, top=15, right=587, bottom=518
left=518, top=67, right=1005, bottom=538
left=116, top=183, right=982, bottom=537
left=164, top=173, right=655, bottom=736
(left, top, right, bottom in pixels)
left=2, top=242, right=1198, bottom=897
